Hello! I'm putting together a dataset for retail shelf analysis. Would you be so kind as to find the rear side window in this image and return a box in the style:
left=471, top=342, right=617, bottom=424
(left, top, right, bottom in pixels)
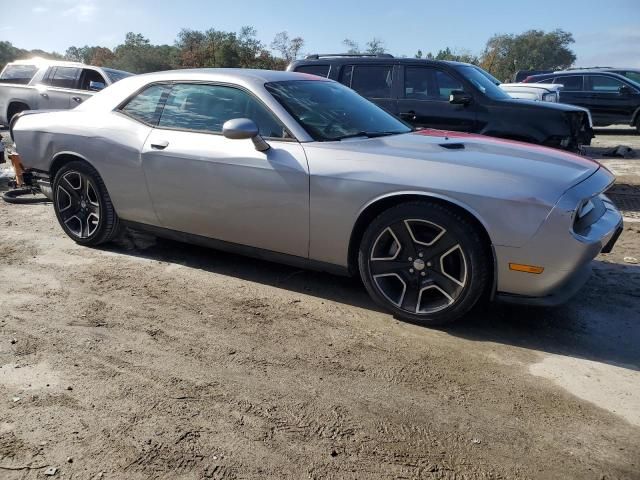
left=553, top=75, right=583, bottom=91
left=158, top=84, right=285, bottom=138
left=295, top=65, right=330, bottom=78
left=341, top=65, right=393, bottom=99
left=49, top=67, right=80, bottom=89
left=120, top=84, right=171, bottom=125
left=0, top=64, right=38, bottom=84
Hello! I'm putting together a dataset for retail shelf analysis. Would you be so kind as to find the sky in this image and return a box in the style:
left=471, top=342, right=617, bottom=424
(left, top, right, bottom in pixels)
left=1, top=0, right=639, bottom=67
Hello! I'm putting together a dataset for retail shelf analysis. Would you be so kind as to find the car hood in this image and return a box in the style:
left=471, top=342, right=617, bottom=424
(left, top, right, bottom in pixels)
left=496, top=97, right=588, bottom=113
left=313, top=129, right=600, bottom=195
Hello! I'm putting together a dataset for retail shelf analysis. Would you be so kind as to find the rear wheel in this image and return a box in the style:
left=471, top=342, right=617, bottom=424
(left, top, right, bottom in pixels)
left=52, top=161, right=121, bottom=246
left=358, top=201, right=490, bottom=325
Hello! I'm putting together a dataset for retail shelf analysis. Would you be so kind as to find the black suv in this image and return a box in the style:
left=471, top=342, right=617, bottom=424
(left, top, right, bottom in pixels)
left=523, top=70, right=640, bottom=132
left=287, top=54, right=593, bottom=151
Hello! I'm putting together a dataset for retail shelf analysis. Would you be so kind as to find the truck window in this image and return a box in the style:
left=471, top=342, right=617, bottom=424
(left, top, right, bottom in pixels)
left=0, top=64, right=39, bottom=85
left=341, top=65, right=393, bottom=99
left=78, top=69, right=107, bottom=91
left=49, top=67, right=81, bottom=89
left=295, top=65, right=330, bottom=78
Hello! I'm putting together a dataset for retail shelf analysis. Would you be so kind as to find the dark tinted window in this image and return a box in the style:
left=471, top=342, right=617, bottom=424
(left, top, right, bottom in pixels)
left=266, top=80, right=410, bottom=141
left=0, top=64, right=38, bottom=84
left=158, top=84, right=285, bottom=138
left=102, top=68, right=133, bottom=83
left=587, top=75, right=625, bottom=92
left=295, top=65, right=330, bottom=78
left=121, top=84, right=171, bottom=125
left=345, top=65, right=393, bottom=98
left=405, top=67, right=433, bottom=99
left=49, top=67, right=80, bottom=89
left=553, top=75, right=583, bottom=91
left=620, top=71, right=640, bottom=84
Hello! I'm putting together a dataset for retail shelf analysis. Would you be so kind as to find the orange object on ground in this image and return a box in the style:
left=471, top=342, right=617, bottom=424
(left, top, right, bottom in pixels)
left=7, top=151, right=24, bottom=186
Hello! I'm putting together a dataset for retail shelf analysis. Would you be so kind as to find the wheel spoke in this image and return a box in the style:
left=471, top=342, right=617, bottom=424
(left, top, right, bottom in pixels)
left=423, top=233, right=459, bottom=265
left=400, top=281, right=421, bottom=313
left=427, top=268, right=462, bottom=299
left=370, top=259, right=408, bottom=276
left=61, top=177, right=81, bottom=201
left=389, top=221, right=418, bottom=259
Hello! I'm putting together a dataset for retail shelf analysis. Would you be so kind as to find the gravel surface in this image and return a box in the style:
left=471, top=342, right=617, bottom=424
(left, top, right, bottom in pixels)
left=1, top=130, right=639, bottom=479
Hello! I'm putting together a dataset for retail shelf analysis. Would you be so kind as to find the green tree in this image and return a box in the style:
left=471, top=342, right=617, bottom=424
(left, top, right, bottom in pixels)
left=270, top=31, right=304, bottom=63
left=342, top=39, right=360, bottom=54
left=480, top=29, right=576, bottom=81
left=365, top=38, right=386, bottom=55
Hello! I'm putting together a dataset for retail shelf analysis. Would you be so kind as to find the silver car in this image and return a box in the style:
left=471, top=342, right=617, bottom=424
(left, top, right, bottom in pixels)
left=11, top=69, right=623, bottom=325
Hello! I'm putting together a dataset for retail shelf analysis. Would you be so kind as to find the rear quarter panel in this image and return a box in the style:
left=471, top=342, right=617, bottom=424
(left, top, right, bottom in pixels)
left=13, top=110, right=159, bottom=225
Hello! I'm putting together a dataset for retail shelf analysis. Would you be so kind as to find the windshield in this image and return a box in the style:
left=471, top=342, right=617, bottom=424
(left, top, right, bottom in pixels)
left=265, top=80, right=412, bottom=141
left=103, top=68, right=133, bottom=83
left=459, top=66, right=511, bottom=100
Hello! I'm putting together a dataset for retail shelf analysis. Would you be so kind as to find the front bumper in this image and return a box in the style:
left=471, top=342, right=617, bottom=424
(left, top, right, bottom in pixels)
left=494, top=167, right=622, bottom=304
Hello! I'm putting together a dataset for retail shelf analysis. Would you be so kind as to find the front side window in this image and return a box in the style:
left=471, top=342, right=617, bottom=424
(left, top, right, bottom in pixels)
left=587, top=75, right=625, bottom=93
left=295, top=65, right=330, bottom=78
left=158, top=84, right=286, bottom=138
left=265, top=80, right=411, bottom=141
left=620, top=71, right=640, bottom=85
left=78, top=69, right=107, bottom=91
left=553, top=75, right=583, bottom=91
left=120, top=84, right=171, bottom=125
left=343, top=65, right=393, bottom=99
left=49, top=67, right=80, bottom=89
left=0, top=64, right=38, bottom=84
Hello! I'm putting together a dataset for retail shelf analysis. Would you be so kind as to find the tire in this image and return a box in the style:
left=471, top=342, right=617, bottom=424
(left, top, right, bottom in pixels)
left=52, top=161, right=121, bottom=246
left=358, top=201, right=490, bottom=326
left=636, top=118, right=640, bottom=134
left=2, top=188, right=50, bottom=204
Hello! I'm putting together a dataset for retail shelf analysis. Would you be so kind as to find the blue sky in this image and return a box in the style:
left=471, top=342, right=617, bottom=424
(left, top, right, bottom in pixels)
left=1, top=0, right=639, bottom=67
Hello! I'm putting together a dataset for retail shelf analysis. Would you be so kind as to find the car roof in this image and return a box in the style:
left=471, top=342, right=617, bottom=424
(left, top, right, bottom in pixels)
left=134, top=68, right=328, bottom=84
left=8, top=57, right=85, bottom=68
left=291, top=55, right=473, bottom=68
left=526, top=70, right=632, bottom=81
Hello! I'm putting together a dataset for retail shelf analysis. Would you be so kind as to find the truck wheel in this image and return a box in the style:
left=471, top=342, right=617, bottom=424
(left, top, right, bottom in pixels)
left=358, top=201, right=490, bottom=326
left=52, top=161, right=121, bottom=246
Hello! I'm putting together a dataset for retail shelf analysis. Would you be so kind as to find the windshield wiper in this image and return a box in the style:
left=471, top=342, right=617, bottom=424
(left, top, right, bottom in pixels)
left=332, top=131, right=400, bottom=141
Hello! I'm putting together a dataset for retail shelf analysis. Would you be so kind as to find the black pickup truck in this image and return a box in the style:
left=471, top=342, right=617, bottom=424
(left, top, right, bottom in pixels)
left=288, top=55, right=594, bottom=152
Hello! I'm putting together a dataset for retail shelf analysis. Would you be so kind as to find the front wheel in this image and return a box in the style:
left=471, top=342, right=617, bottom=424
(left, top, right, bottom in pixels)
left=358, top=201, right=490, bottom=325
left=52, top=161, right=121, bottom=246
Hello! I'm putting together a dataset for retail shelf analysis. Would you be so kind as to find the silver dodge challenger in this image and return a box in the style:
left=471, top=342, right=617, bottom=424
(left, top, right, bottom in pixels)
left=11, top=69, right=623, bottom=325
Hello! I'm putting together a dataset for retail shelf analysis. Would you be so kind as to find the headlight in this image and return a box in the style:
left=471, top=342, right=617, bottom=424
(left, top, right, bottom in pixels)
left=542, top=92, right=558, bottom=102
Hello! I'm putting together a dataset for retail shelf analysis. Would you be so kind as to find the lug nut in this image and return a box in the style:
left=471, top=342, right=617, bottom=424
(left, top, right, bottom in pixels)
left=421, top=272, right=426, bottom=277
left=408, top=257, right=413, bottom=261
left=427, top=262, right=432, bottom=267
left=419, top=252, right=424, bottom=258
left=409, top=269, right=414, bottom=273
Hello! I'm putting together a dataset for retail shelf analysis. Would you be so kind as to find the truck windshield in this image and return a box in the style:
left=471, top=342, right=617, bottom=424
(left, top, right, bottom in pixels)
left=103, top=68, right=133, bottom=83
left=265, top=80, right=412, bottom=141
left=459, top=66, right=511, bottom=100
left=0, top=64, right=39, bottom=85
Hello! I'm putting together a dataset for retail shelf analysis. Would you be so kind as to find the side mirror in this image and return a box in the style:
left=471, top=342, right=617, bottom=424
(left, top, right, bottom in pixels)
left=222, top=118, right=270, bottom=152
left=619, top=85, right=632, bottom=95
left=89, top=81, right=106, bottom=92
left=449, top=90, right=472, bottom=105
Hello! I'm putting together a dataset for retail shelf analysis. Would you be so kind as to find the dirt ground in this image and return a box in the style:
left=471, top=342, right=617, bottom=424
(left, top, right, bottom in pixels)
left=1, top=130, right=639, bottom=479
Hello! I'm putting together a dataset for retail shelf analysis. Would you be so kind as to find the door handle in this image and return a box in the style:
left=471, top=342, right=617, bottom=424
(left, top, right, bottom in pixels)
left=399, top=111, right=417, bottom=121
left=72, top=96, right=83, bottom=103
left=40, top=92, right=49, bottom=98
left=150, top=140, right=169, bottom=150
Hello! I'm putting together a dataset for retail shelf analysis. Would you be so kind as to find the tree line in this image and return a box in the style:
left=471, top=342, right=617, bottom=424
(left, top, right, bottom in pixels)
left=0, top=28, right=576, bottom=82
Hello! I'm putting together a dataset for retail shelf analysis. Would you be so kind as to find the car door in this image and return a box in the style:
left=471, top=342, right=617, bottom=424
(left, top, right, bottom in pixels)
left=584, top=74, right=638, bottom=125
left=36, top=66, right=79, bottom=110
left=141, top=83, right=310, bottom=258
left=71, top=68, right=108, bottom=106
left=552, top=75, right=590, bottom=109
left=339, top=64, right=398, bottom=116
left=396, top=66, right=477, bottom=131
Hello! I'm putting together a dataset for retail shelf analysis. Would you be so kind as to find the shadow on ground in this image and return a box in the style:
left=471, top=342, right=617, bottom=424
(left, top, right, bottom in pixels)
left=101, top=234, right=640, bottom=372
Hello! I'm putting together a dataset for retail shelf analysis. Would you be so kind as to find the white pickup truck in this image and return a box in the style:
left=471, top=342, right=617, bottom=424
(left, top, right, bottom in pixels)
left=500, top=82, right=563, bottom=102
left=0, top=58, right=132, bottom=126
